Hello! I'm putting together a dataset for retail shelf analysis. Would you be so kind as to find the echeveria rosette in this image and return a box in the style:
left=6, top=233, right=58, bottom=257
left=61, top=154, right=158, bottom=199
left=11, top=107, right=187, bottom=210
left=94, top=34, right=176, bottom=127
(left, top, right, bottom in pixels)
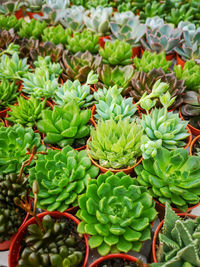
left=135, top=148, right=200, bottom=211
left=77, top=171, right=157, bottom=256
left=37, top=101, right=91, bottom=148
left=0, top=124, right=44, bottom=174
left=28, top=146, right=99, bottom=212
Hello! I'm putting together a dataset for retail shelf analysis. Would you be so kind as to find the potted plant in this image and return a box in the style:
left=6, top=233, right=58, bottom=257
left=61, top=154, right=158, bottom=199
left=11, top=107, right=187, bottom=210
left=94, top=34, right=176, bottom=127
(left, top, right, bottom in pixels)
left=28, top=145, right=99, bottom=212
left=18, top=19, right=46, bottom=40
left=152, top=202, right=199, bottom=266
left=179, top=90, right=200, bottom=135
left=42, top=25, right=70, bottom=46
left=139, top=2, right=165, bottom=23
left=135, top=147, right=200, bottom=218
left=0, top=1, right=24, bottom=19
left=23, top=0, right=44, bottom=19
left=0, top=14, right=22, bottom=31
left=37, top=101, right=91, bottom=150
left=190, top=135, right=200, bottom=156
left=77, top=171, right=157, bottom=256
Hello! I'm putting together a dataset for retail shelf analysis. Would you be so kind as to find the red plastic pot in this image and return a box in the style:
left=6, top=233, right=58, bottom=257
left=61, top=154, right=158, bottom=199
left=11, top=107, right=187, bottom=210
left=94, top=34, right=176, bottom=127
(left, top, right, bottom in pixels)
left=176, top=54, right=185, bottom=69
left=9, top=211, right=89, bottom=267
left=132, top=46, right=141, bottom=58
left=89, top=254, right=142, bottom=267
left=152, top=213, right=197, bottom=263
left=190, top=135, right=200, bottom=156
left=179, top=106, right=200, bottom=136
left=141, top=48, right=174, bottom=61
left=99, top=36, right=111, bottom=48
left=26, top=11, right=43, bottom=19
left=15, top=8, right=23, bottom=19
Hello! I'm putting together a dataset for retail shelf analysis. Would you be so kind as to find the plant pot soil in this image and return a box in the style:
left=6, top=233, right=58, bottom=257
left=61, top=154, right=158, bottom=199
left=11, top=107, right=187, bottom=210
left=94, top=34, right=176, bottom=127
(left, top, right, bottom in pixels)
left=190, top=135, right=200, bottom=156
left=99, top=36, right=111, bottom=48
left=141, top=48, right=175, bottom=61
left=15, top=9, right=23, bottom=19
left=26, top=11, right=43, bottom=19
left=9, top=211, right=89, bottom=267
left=179, top=106, right=200, bottom=136
left=0, top=107, right=9, bottom=118
left=132, top=47, right=141, bottom=58
left=152, top=213, right=197, bottom=263
left=176, top=54, right=185, bottom=69
left=89, top=254, right=141, bottom=267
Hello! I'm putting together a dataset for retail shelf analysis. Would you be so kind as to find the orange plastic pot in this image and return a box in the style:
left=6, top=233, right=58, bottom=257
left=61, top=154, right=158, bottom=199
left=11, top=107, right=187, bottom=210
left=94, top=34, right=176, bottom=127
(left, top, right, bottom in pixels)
left=15, top=8, right=23, bottom=19
left=141, top=48, right=174, bottom=61
left=9, top=212, right=89, bottom=267
left=26, top=11, right=43, bottom=19
left=190, top=135, right=200, bottom=156
left=176, top=54, right=185, bottom=69
left=86, top=137, right=143, bottom=174
left=132, top=46, right=141, bottom=58
left=152, top=213, right=197, bottom=263
left=179, top=106, right=200, bottom=136
left=89, top=254, right=142, bottom=267
left=184, top=126, right=192, bottom=150
left=99, top=36, right=111, bottom=48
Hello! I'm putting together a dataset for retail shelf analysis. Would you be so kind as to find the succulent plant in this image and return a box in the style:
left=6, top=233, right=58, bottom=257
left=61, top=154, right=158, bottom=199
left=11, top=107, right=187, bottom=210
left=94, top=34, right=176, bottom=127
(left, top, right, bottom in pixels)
left=88, top=118, right=142, bottom=169
left=135, top=148, right=200, bottom=211
left=0, top=29, right=17, bottom=51
left=181, top=90, right=200, bottom=130
left=61, top=50, right=102, bottom=83
left=55, top=71, right=98, bottom=108
left=18, top=19, right=47, bottom=40
left=42, top=25, right=70, bottom=46
left=139, top=1, right=165, bottom=22
left=0, top=0, right=23, bottom=15
left=145, top=16, right=164, bottom=30
left=67, top=29, right=99, bottom=54
left=24, top=0, right=45, bottom=11
left=178, top=21, right=198, bottom=35
left=45, top=0, right=70, bottom=9
left=141, top=24, right=182, bottom=55
left=29, top=146, right=99, bottom=211
left=97, top=64, right=134, bottom=91
left=0, top=42, right=20, bottom=57
left=134, top=51, right=172, bottom=73
left=94, top=85, right=137, bottom=122
left=123, top=68, right=186, bottom=109
left=99, top=40, right=132, bottom=66
left=83, top=6, right=112, bottom=36
left=17, top=214, right=86, bottom=266
left=60, top=5, right=85, bottom=32
left=37, top=101, right=91, bottom=148
left=77, top=171, right=157, bottom=255
left=117, top=2, right=132, bottom=13
left=33, top=56, right=62, bottom=77
left=0, top=78, right=19, bottom=109
left=111, top=11, right=136, bottom=25
left=0, top=52, right=29, bottom=81
left=193, top=138, right=200, bottom=157
left=140, top=136, right=162, bottom=160
left=174, top=60, right=200, bottom=91
left=175, top=30, right=200, bottom=63
left=7, top=96, right=48, bottom=128
left=155, top=203, right=200, bottom=266
left=110, top=17, right=145, bottom=47
left=0, top=124, right=44, bottom=174
left=86, top=0, right=109, bottom=8
left=0, top=14, right=22, bottom=31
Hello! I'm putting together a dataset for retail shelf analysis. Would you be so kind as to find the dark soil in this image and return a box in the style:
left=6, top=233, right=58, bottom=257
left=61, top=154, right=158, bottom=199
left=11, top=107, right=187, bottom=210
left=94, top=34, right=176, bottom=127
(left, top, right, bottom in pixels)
left=98, top=258, right=138, bottom=267
left=192, top=139, right=200, bottom=156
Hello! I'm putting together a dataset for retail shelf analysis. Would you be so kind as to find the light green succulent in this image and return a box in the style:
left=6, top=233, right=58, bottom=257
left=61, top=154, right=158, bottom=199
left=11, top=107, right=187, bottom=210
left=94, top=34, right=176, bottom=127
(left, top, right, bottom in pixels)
left=0, top=79, right=19, bottom=109
left=33, top=56, right=62, bottom=78
left=0, top=14, right=22, bottom=31
left=42, top=25, right=70, bottom=45
left=18, top=19, right=47, bottom=40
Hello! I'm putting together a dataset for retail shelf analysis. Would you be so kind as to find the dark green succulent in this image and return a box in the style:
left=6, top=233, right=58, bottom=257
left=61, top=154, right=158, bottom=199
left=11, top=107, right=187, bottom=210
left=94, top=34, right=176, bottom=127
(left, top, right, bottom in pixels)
left=28, top=146, right=99, bottom=212
left=18, top=19, right=47, bottom=40
left=0, top=78, right=19, bottom=109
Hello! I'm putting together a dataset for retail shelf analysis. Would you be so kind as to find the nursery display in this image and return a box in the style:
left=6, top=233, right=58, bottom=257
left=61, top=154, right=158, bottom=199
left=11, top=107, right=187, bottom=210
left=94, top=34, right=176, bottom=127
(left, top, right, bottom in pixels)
left=1, top=0, right=200, bottom=265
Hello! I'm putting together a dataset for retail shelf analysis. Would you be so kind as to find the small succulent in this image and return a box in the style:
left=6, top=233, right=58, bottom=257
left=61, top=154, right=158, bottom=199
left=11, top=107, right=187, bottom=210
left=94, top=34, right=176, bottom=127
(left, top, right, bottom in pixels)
left=175, top=30, right=200, bottom=63
left=0, top=14, right=22, bottom=31
left=18, top=19, right=47, bottom=40
left=140, top=136, right=162, bottom=160
left=110, top=16, right=145, bottom=47
left=54, top=71, right=98, bottom=108
left=135, top=148, right=200, bottom=211
left=111, top=11, right=136, bottom=25
left=85, top=0, right=109, bottom=8
left=94, top=85, right=137, bottom=122
left=88, top=118, right=143, bottom=169
left=0, top=124, right=44, bottom=174
left=24, top=0, right=45, bottom=11
left=17, top=214, right=86, bottom=266
left=134, top=51, right=172, bottom=73
left=60, top=5, right=85, bottom=32
left=37, top=101, right=91, bottom=148
left=42, top=25, right=70, bottom=46
left=0, top=52, right=29, bottom=80
left=0, top=1, right=23, bottom=15
left=141, top=24, right=182, bottom=55
left=139, top=1, right=165, bottom=22
left=77, top=171, right=157, bottom=255
left=123, top=68, right=186, bottom=109
left=193, top=138, right=200, bottom=156
left=0, top=78, right=19, bottom=109
left=67, top=30, right=99, bottom=54
left=38, top=3, right=67, bottom=25
left=154, top=203, right=200, bottom=266
left=99, top=40, right=132, bottom=66
left=174, top=60, right=200, bottom=91
left=181, top=90, right=200, bottom=130
left=178, top=21, right=198, bottom=35
left=61, top=50, right=102, bottom=83
left=0, top=29, right=17, bottom=51
left=83, top=6, right=112, bottom=36
left=7, top=96, right=48, bottom=128
left=145, top=16, right=164, bottom=30
left=45, top=0, right=70, bottom=9
left=29, top=146, right=99, bottom=211
left=33, top=56, right=62, bottom=77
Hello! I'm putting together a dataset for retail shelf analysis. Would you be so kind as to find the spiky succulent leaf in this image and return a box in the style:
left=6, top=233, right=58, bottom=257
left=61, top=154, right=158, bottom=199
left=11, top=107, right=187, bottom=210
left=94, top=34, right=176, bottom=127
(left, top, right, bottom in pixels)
left=0, top=78, right=19, bottom=108
left=0, top=14, right=22, bottom=30
left=18, top=19, right=47, bottom=40
left=42, top=25, right=70, bottom=45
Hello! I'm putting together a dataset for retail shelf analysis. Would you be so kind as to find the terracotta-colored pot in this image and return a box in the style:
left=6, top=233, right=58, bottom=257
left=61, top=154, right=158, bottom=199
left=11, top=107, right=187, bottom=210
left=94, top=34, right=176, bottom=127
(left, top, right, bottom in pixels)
left=99, top=36, right=111, bottom=48
left=179, top=106, right=200, bottom=136
left=26, top=11, right=43, bottom=19
left=9, top=212, right=89, bottom=267
left=184, top=126, right=192, bottom=150
left=176, top=54, right=185, bottom=69
left=89, top=254, right=142, bottom=267
left=15, top=8, right=23, bottom=19
left=190, top=135, right=200, bottom=156
left=141, top=48, right=174, bottom=61
left=132, top=46, right=141, bottom=58
left=152, top=213, right=197, bottom=263
left=86, top=137, right=143, bottom=174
